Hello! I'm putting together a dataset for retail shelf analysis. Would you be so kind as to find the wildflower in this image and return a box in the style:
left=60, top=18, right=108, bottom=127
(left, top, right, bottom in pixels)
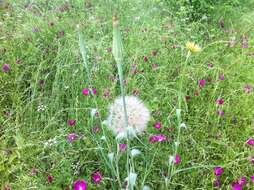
left=185, top=95, right=191, bottom=102
left=4, top=186, right=11, bottom=190
left=92, top=126, right=101, bottom=134
left=219, top=75, right=225, bottom=80
left=175, top=154, right=181, bottom=164
left=213, top=179, right=221, bottom=188
left=58, top=31, right=65, bottom=38
left=107, top=47, right=112, bottom=53
left=106, top=96, right=150, bottom=138
left=67, top=133, right=78, bottom=142
left=151, top=50, right=157, bottom=56
left=92, top=171, right=103, bottom=184
left=238, top=177, right=247, bottom=186
left=47, top=175, right=54, bottom=183
left=31, top=168, right=39, bottom=176
left=186, top=42, right=201, bottom=53
left=152, top=63, right=158, bottom=70
left=149, top=134, right=166, bottom=143
left=199, top=79, right=206, bottom=88
left=65, top=186, right=70, bottom=190
left=250, top=157, right=254, bottom=164
left=154, top=122, right=162, bottom=129
left=92, top=89, right=98, bottom=95
left=247, top=138, right=254, bottom=146
left=251, top=176, right=254, bottom=182
left=119, top=143, right=127, bottom=152
left=216, top=98, right=225, bottom=105
left=2, top=64, right=10, bottom=73
left=214, top=167, right=224, bottom=176
left=143, top=56, right=148, bottom=62
left=217, top=110, right=225, bottom=116
left=231, top=182, right=242, bottom=190
left=73, top=180, right=87, bottom=190
left=82, top=88, right=90, bottom=95
left=208, top=63, right=214, bottom=68
left=68, top=119, right=76, bottom=126
left=244, top=85, right=252, bottom=94
left=241, top=35, right=248, bottom=48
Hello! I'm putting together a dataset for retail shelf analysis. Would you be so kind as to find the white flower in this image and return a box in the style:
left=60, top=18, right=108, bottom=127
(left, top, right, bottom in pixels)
left=131, top=149, right=141, bottom=157
left=106, top=96, right=150, bottom=138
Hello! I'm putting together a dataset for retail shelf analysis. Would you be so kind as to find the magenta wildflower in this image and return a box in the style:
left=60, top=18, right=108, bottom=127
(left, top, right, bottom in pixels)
left=68, top=119, right=76, bottom=126
left=175, top=154, right=181, bottom=165
left=92, top=89, right=98, bottom=95
left=231, top=182, right=242, bottom=190
left=67, top=133, right=78, bottom=142
left=244, top=85, right=252, bottom=94
left=103, top=88, right=110, bottom=98
left=47, top=175, right=54, bottom=183
left=119, top=143, right=127, bottom=152
left=219, top=75, right=225, bottom=81
left=149, top=134, right=166, bottom=143
left=214, top=167, right=224, bottom=176
left=199, top=79, right=206, bottom=88
left=216, top=98, right=225, bottom=105
left=2, top=64, right=10, bottom=73
left=82, top=88, right=90, bottom=95
left=247, top=138, right=254, bottom=146
left=250, top=176, right=254, bottom=182
left=92, top=171, right=103, bottom=184
left=74, top=180, right=87, bottom=190
left=143, top=56, right=148, bottom=62
left=217, top=110, right=225, bottom=116
left=238, top=177, right=247, bottom=186
left=154, top=122, right=162, bottom=129
left=213, top=179, right=221, bottom=188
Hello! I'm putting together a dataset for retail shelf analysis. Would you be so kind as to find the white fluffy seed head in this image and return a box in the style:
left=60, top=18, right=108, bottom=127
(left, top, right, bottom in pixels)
left=107, top=96, right=150, bottom=138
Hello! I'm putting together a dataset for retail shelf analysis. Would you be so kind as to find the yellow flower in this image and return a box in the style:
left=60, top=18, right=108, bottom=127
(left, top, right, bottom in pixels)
left=186, top=42, right=201, bottom=53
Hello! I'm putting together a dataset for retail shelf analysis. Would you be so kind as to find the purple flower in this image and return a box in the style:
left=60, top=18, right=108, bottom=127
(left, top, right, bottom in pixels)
left=217, top=110, right=225, bottom=116
left=214, top=167, right=224, bottom=176
left=175, top=154, right=181, bottom=165
left=152, top=63, right=158, bottom=70
left=47, top=175, right=54, bottom=183
left=119, top=143, right=127, bottom=152
left=31, top=168, right=39, bottom=176
left=92, top=171, right=103, bottom=184
left=103, top=88, right=110, bottom=98
left=143, top=56, right=148, bottom=62
left=250, top=175, right=254, bottom=182
left=238, top=177, right=247, bottom=186
left=241, top=35, right=248, bottom=48
left=92, top=126, right=101, bottom=134
left=151, top=50, right=157, bottom=56
left=219, top=75, right=225, bottom=81
left=92, top=89, right=98, bottom=95
left=58, top=31, right=65, bottom=38
left=67, top=133, right=78, bottom=142
left=82, top=88, right=90, bottom=95
left=149, top=134, right=166, bottom=143
left=2, top=64, right=10, bottom=73
left=250, top=157, right=254, bottom=164
left=247, top=138, right=254, bottom=146
left=213, top=179, right=221, bottom=188
left=216, top=98, right=225, bottom=105
left=74, top=180, right=87, bottom=190
left=231, top=182, right=242, bottom=190
left=208, top=63, right=214, bottom=68
left=154, top=122, right=162, bottom=129
left=68, top=119, right=76, bottom=126
left=244, top=85, right=252, bottom=94
left=199, top=79, right=206, bottom=88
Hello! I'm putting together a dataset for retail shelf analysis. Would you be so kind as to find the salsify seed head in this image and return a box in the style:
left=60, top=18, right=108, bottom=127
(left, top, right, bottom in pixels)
left=106, top=96, right=150, bottom=138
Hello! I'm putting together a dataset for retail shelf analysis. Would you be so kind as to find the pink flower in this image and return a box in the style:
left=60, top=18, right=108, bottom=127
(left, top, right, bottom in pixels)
left=250, top=175, right=254, bottom=182
left=219, top=75, right=225, bottom=81
left=103, top=88, right=110, bottom=98
left=250, top=157, right=254, bottom=164
left=199, top=79, right=206, bottom=88
left=154, top=122, right=162, bottom=129
left=216, top=98, right=225, bottom=105
left=92, top=89, right=98, bottom=95
left=208, top=63, right=214, bottom=68
left=67, top=133, right=78, bottom=142
left=68, top=119, right=76, bottom=126
left=238, top=177, right=247, bottom=186
left=143, top=56, right=148, bottom=62
left=74, top=180, right=87, bottom=190
left=82, top=88, right=90, bottom=95
left=107, top=47, right=112, bottom=53
left=2, top=64, right=10, bottom=73
left=152, top=63, right=158, bottom=70
left=149, top=134, right=166, bottom=143
left=244, top=85, right=252, bottom=94
left=92, top=171, right=103, bottom=184
left=151, top=50, right=157, bottom=56
left=175, top=154, right=181, bottom=165
left=119, top=143, right=127, bottom=152
left=213, top=179, right=221, bottom=188
left=92, top=126, right=101, bottom=134
left=214, top=167, right=224, bottom=176
left=31, top=168, right=39, bottom=176
left=47, top=175, right=54, bottom=183
left=231, top=182, right=242, bottom=190
left=247, top=138, right=254, bottom=146
left=217, top=110, right=225, bottom=116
